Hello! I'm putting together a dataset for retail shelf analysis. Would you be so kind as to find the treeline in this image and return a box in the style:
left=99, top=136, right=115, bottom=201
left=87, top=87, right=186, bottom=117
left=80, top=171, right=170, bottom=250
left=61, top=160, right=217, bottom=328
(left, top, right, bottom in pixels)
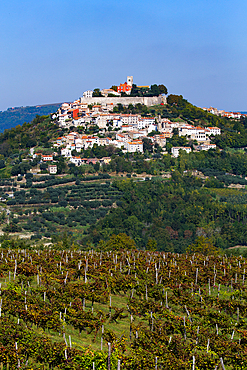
left=112, top=103, right=150, bottom=115
left=129, top=84, right=167, bottom=97
left=82, top=149, right=247, bottom=184
left=189, top=149, right=247, bottom=177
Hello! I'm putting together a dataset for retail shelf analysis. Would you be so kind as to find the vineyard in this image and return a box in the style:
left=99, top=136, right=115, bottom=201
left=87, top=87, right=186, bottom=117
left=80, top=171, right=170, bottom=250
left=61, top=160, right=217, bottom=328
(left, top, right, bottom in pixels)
left=0, top=243, right=247, bottom=369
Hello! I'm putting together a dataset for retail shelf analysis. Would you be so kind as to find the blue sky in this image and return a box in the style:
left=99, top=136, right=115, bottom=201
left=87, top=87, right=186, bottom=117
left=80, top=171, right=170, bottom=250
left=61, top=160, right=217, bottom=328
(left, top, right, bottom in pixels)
left=0, top=0, right=246, bottom=112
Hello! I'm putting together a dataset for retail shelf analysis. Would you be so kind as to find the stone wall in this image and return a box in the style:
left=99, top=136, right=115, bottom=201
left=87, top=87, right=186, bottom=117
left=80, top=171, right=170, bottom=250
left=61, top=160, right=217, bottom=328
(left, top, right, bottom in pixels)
left=79, top=95, right=166, bottom=107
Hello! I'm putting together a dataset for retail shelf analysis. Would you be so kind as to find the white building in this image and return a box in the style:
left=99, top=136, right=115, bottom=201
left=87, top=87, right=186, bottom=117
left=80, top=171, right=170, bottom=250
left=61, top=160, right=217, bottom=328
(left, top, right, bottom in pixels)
left=206, top=127, right=221, bottom=136
left=83, top=90, right=93, bottom=98
left=116, top=133, right=129, bottom=142
left=191, top=129, right=208, bottom=142
left=72, top=117, right=85, bottom=127
left=121, top=125, right=135, bottom=132
left=48, top=165, right=57, bottom=174
left=70, top=156, right=82, bottom=166
left=95, top=114, right=119, bottom=129
left=121, top=114, right=140, bottom=125
left=101, top=89, right=121, bottom=97
left=75, top=144, right=83, bottom=152
left=179, top=125, right=221, bottom=140
left=178, top=126, right=210, bottom=142
left=137, top=117, right=155, bottom=129
left=197, top=144, right=217, bottom=151
left=126, top=141, right=143, bottom=153
left=113, top=140, right=126, bottom=149
left=58, top=114, right=71, bottom=127
left=61, top=148, right=72, bottom=157
left=147, top=124, right=158, bottom=134
left=178, top=125, right=195, bottom=136
left=171, top=147, right=191, bottom=158
left=112, top=118, right=123, bottom=128
left=42, top=155, right=53, bottom=162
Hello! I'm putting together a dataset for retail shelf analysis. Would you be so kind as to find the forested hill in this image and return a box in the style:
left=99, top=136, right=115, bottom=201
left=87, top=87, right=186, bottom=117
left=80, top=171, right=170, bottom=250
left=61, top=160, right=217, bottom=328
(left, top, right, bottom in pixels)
left=83, top=174, right=247, bottom=252
left=0, top=103, right=62, bottom=132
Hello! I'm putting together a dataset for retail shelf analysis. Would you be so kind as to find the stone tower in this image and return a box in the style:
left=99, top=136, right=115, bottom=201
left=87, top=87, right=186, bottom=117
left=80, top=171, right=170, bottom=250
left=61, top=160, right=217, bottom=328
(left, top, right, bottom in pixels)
left=127, top=76, right=133, bottom=86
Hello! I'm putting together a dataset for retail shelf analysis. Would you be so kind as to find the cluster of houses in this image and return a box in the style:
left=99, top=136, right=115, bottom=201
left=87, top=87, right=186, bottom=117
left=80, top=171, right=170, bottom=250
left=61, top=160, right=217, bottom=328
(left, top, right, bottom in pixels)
left=203, top=106, right=247, bottom=120
left=52, top=98, right=222, bottom=163
left=37, top=79, right=223, bottom=167
left=48, top=114, right=222, bottom=165
left=171, top=143, right=217, bottom=158
left=54, top=130, right=145, bottom=157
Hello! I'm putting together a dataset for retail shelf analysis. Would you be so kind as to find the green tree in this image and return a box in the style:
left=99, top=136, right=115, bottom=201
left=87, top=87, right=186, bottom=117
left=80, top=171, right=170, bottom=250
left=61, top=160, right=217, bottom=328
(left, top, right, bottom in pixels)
left=167, top=94, right=183, bottom=106
left=40, top=162, right=48, bottom=171
left=99, top=233, right=136, bottom=251
left=130, top=84, right=141, bottom=97
left=187, top=236, right=219, bottom=255
left=158, top=84, right=168, bottom=95
left=143, top=138, right=153, bottom=153
left=149, top=84, right=160, bottom=96
left=92, top=88, right=102, bottom=97
left=0, top=159, right=5, bottom=169
left=146, top=238, right=157, bottom=251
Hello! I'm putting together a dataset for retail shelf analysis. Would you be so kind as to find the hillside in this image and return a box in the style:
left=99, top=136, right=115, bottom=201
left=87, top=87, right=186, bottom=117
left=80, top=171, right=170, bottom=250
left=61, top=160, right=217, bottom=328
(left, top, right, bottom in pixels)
left=0, top=96, right=246, bottom=250
left=0, top=103, right=62, bottom=132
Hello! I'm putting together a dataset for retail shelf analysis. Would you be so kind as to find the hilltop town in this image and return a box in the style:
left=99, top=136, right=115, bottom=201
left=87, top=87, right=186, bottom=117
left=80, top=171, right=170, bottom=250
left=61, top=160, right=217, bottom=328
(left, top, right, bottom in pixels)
left=1, top=76, right=247, bottom=186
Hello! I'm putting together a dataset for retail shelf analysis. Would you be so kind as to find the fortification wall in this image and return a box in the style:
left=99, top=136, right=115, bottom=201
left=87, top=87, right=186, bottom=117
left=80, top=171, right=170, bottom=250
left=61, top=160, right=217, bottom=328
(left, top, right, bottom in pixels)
left=79, top=95, right=166, bottom=107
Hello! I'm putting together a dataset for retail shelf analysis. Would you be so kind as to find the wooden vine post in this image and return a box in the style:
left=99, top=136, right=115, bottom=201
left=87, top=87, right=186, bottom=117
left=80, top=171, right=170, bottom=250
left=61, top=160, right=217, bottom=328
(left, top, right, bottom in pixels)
left=220, top=358, right=226, bottom=370
left=107, top=342, right=111, bottom=370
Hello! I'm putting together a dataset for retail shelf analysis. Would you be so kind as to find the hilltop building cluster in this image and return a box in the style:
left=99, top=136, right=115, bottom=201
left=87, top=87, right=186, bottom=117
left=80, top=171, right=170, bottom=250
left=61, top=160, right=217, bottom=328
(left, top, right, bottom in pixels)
left=202, top=107, right=247, bottom=119
left=52, top=111, right=220, bottom=164
left=38, top=76, right=223, bottom=167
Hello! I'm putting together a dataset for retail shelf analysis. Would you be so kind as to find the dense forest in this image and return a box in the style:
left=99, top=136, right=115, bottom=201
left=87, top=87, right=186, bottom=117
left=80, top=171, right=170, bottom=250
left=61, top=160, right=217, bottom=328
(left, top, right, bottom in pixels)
left=82, top=174, right=247, bottom=252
